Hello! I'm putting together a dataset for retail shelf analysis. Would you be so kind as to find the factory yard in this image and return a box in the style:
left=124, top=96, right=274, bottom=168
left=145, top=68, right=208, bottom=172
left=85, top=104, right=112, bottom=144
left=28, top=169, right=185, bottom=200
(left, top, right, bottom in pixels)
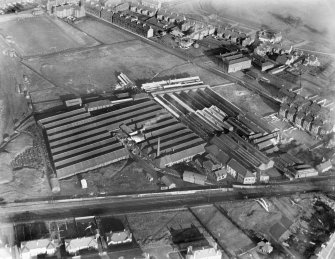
left=58, top=160, right=159, bottom=196
left=212, top=83, right=278, bottom=117
left=0, top=14, right=99, bottom=57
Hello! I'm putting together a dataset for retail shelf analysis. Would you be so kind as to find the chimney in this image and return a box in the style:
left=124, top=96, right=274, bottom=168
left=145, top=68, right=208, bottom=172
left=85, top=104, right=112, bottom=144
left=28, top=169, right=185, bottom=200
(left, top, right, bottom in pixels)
left=157, top=137, right=161, bottom=157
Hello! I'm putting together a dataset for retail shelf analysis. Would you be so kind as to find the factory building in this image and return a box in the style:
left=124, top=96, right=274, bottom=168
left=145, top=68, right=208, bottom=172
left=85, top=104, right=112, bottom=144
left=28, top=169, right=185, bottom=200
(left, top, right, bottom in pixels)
left=39, top=98, right=205, bottom=178
left=146, top=77, right=275, bottom=184
left=183, top=171, right=207, bottom=185
left=217, top=52, right=252, bottom=73
left=85, top=99, right=113, bottom=112
left=291, top=165, right=318, bottom=178
left=252, top=54, right=275, bottom=71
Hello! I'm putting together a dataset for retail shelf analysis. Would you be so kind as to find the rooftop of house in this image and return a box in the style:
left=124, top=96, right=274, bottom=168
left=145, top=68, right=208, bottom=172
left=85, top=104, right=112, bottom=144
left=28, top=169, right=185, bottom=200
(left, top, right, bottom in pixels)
left=107, top=229, right=132, bottom=243
left=21, top=239, right=58, bottom=253
left=214, top=168, right=227, bottom=177
left=316, top=160, right=332, bottom=171
left=187, top=246, right=221, bottom=258
left=65, top=237, right=98, bottom=251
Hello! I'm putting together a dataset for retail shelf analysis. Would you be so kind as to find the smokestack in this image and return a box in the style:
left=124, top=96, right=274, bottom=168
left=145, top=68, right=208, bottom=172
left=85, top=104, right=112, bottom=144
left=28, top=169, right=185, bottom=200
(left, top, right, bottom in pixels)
left=157, top=137, right=161, bottom=157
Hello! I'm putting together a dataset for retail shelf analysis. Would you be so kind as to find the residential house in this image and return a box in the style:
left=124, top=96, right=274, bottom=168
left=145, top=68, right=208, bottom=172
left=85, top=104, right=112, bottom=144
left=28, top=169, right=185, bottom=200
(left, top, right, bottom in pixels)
left=65, top=237, right=98, bottom=254
left=260, top=173, right=269, bottom=183
left=226, top=159, right=239, bottom=178
left=161, top=175, right=176, bottom=189
left=214, top=168, right=227, bottom=181
left=316, top=160, right=332, bottom=173
left=185, top=245, right=222, bottom=259
left=106, top=229, right=132, bottom=246
left=21, top=239, right=59, bottom=259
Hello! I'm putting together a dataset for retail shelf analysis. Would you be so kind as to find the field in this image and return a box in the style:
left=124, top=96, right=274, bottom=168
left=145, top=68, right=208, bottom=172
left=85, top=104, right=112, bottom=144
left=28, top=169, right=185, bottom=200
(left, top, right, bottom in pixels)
left=127, top=208, right=229, bottom=259
left=74, top=16, right=136, bottom=44
left=191, top=205, right=255, bottom=257
left=0, top=14, right=99, bottom=57
left=24, top=40, right=231, bottom=99
left=0, top=167, right=52, bottom=202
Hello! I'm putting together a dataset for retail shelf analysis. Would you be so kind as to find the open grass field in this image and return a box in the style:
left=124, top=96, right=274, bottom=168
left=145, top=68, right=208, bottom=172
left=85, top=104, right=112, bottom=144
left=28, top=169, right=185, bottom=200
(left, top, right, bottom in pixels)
left=191, top=205, right=255, bottom=257
left=24, top=41, right=186, bottom=94
left=127, top=208, right=228, bottom=259
left=74, top=16, right=136, bottom=44
left=24, top=40, right=231, bottom=97
left=0, top=14, right=99, bottom=57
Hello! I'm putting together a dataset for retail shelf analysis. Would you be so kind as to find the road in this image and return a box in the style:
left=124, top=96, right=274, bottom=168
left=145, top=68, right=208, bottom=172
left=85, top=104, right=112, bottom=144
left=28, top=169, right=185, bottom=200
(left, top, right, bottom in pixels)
left=2, top=178, right=333, bottom=224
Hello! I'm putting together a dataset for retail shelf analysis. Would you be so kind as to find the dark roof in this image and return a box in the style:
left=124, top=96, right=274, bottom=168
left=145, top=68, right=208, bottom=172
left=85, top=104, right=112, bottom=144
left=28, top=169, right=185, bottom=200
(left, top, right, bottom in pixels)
left=205, top=145, right=230, bottom=165
left=227, top=159, right=247, bottom=175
